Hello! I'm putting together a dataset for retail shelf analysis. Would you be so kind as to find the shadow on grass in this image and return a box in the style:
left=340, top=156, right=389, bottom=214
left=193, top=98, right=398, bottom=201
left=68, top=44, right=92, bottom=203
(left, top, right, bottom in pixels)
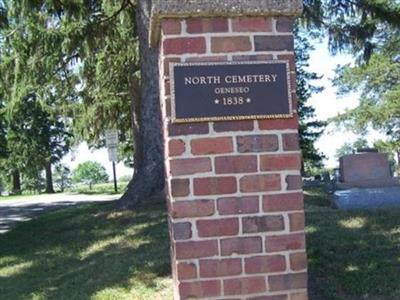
left=305, top=188, right=400, bottom=300
left=0, top=202, right=171, bottom=300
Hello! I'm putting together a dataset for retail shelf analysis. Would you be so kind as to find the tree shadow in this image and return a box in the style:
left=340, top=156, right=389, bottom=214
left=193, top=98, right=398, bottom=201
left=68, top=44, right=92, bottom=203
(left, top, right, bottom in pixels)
left=0, top=203, right=172, bottom=299
left=306, top=205, right=400, bottom=300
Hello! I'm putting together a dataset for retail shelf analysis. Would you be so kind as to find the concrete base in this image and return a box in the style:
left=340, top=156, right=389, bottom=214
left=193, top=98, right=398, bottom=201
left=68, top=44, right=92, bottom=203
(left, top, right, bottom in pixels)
left=336, top=178, right=400, bottom=190
left=333, top=187, right=400, bottom=210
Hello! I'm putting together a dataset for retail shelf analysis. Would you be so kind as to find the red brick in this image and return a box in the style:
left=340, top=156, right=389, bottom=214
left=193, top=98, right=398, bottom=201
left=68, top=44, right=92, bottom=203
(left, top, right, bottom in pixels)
left=168, top=139, right=185, bottom=156
left=242, top=215, right=285, bottom=233
left=290, top=252, right=308, bottom=271
left=165, top=97, right=172, bottom=117
left=177, top=262, right=197, bottom=280
left=276, top=17, right=294, bottom=32
left=289, top=212, right=305, bottom=232
left=237, top=135, right=279, bottom=153
left=290, top=72, right=297, bottom=91
left=265, top=233, right=306, bottom=252
left=161, top=19, right=181, bottom=35
left=213, top=120, right=254, bottom=132
left=215, top=155, right=257, bottom=174
left=187, top=18, right=228, bottom=33
left=258, top=115, right=298, bottom=130
left=179, top=280, right=221, bottom=299
left=277, top=54, right=296, bottom=71
left=171, top=179, right=190, bottom=197
left=248, top=295, right=288, bottom=300
left=282, top=133, right=300, bottom=151
left=163, top=57, right=181, bottom=76
left=176, top=240, right=218, bottom=259
left=286, top=175, right=302, bottom=190
left=199, top=258, right=242, bottom=278
left=191, top=137, right=233, bottom=155
left=217, top=196, right=259, bottom=215
left=233, top=54, right=274, bottom=61
left=163, top=37, right=206, bottom=55
left=171, top=200, right=214, bottom=219
left=221, top=237, right=262, bottom=256
left=232, top=17, right=273, bottom=32
left=197, top=218, right=239, bottom=237
left=292, top=92, right=298, bottom=110
left=268, top=273, right=308, bottom=291
left=254, top=36, right=294, bottom=51
left=224, top=276, right=266, bottom=295
left=173, top=222, right=192, bottom=240
left=194, top=177, right=237, bottom=196
left=168, top=123, right=209, bottom=136
left=211, top=36, right=252, bottom=53
left=290, top=292, right=308, bottom=300
left=245, top=255, right=286, bottom=274
left=240, top=174, right=281, bottom=193
left=172, top=199, right=215, bottom=218
left=263, top=193, right=304, bottom=212
left=170, top=158, right=211, bottom=176
left=164, top=78, right=171, bottom=96
left=260, top=154, right=301, bottom=171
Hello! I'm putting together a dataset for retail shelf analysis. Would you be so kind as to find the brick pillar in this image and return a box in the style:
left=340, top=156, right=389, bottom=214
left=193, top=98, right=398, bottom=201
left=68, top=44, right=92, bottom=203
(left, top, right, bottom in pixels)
left=151, top=1, right=307, bottom=299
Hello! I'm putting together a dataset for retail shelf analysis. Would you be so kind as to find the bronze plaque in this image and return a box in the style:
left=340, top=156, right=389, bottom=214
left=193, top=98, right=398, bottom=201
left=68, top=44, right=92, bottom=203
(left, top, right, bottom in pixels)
left=170, top=61, right=293, bottom=123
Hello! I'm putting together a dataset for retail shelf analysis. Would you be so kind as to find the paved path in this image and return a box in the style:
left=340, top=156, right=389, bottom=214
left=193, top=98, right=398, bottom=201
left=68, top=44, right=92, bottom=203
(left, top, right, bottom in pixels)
left=0, top=193, right=121, bottom=234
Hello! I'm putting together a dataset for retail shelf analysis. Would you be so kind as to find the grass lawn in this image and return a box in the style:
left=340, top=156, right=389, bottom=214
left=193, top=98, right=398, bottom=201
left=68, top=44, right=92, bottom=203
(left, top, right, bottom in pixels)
left=1, top=187, right=399, bottom=300
left=0, top=194, right=37, bottom=201
left=0, top=202, right=172, bottom=300
left=0, top=181, right=130, bottom=201
left=66, top=181, right=130, bottom=195
left=305, top=187, right=400, bottom=300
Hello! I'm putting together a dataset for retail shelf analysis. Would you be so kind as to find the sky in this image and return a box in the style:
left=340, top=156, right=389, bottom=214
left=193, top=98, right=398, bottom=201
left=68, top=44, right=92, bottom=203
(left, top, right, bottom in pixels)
left=61, top=144, right=133, bottom=180
left=307, top=40, right=384, bottom=168
left=62, top=39, right=383, bottom=177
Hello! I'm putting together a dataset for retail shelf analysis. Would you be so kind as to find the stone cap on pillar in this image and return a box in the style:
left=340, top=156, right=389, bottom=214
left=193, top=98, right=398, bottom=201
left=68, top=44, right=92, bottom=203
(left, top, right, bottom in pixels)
left=150, top=0, right=303, bottom=46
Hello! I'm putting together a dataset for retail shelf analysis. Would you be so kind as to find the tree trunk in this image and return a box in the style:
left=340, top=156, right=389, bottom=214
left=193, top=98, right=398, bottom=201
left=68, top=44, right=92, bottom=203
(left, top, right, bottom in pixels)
left=117, top=0, right=165, bottom=209
left=12, top=170, right=21, bottom=195
left=45, top=162, right=55, bottom=193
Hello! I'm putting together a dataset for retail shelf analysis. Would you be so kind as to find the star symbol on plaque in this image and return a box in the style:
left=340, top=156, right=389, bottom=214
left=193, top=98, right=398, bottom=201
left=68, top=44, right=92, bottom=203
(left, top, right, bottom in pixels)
left=214, top=99, right=220, bottom=104
left=246, top=98, right=251, bottom=103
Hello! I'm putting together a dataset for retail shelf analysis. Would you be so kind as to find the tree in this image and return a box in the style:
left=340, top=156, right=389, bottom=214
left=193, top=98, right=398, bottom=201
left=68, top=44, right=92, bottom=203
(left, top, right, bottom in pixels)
left=327, top=1, right=400, bottom=158
left=53, top=164, right=72, bottom=192
left=72, top=161, right=109, bottom=190
left=3, top=94, right=71, bottom=193
left=0, top=1, right=73, bottom=194
left=294, top=24, right=326, bottom=175
left=6, top=0, right=396, bottom=207
left=335, top=138, right=369, bottom=159
left=0, top=0, right=161, bottom=207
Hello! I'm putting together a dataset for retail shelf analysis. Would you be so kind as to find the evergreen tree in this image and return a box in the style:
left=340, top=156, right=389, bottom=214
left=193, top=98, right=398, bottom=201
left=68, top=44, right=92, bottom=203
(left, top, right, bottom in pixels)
left=327, top=1, right=400, bottom=156
left=5, top=94, right=71, bottom=193
left=294, top=24, right=326, bottom=175
left=0, top=1, right=73, bottom=193
left=5, top=0, right=396, bottom=206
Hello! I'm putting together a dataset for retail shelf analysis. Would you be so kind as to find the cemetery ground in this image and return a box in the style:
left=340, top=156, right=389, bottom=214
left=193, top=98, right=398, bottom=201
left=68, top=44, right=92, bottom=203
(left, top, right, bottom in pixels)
left=0, top=188, right=399, bottom=299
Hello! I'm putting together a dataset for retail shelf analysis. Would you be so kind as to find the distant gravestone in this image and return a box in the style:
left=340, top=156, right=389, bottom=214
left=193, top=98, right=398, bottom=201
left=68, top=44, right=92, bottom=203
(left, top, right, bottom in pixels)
left=338, top=152, right=399, bottom=188
left=334, top=151, right=400, bottom=210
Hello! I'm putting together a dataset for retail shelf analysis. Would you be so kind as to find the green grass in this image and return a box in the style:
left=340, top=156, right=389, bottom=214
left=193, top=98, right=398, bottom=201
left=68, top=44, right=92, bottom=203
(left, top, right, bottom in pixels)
left=0, top=193, right=44, bottom=202
left=0, top=202, right=172, bottom=300
left=2, top=187, right=399, bottom=300
left=67, top=181, right=129, bottom=195
left=305, top=187, right=400, bottom=300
